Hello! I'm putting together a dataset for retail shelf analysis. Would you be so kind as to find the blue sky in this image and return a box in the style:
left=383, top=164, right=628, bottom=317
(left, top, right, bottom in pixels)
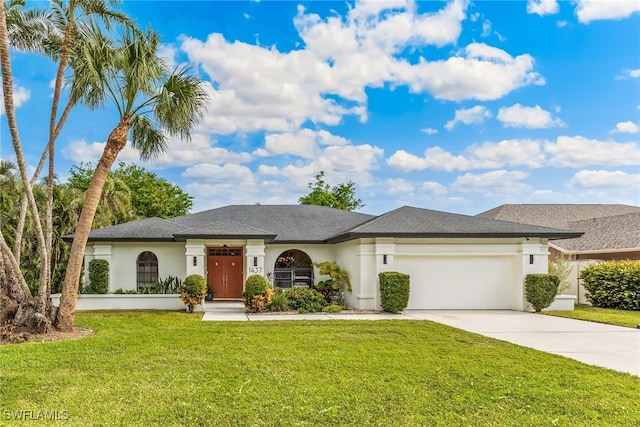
left=2, top=0, right=639, bottom=215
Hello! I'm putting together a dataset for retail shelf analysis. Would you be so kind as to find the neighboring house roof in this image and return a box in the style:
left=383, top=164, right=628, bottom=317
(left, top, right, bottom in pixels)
left=477, top=204, right=640, bottom=253
left=477, top=204, right=640, bottom=230
left=552, top=212, right=640, bottom=253
left=78, top=204, right=581, bottom=244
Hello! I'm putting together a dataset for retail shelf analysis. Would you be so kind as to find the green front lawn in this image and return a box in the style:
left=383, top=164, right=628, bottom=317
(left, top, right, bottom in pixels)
left=1, top=311, right=639, bottom=426
left=545, top=304, right=640, bottom=328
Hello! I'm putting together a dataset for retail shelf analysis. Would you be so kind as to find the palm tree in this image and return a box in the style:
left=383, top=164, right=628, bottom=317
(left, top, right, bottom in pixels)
left=56, top=27, right=208, bottom=330
left=1, top=0, right=133, bottom=331
left=93, top=174, right=133, bottom=227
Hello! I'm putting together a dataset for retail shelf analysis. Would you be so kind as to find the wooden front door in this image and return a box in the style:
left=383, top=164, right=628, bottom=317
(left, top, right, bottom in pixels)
left=207, top=247, right=243, bottom=299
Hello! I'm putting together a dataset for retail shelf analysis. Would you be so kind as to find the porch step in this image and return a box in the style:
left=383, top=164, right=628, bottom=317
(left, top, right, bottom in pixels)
left=203, top=300, right=245, bottom=312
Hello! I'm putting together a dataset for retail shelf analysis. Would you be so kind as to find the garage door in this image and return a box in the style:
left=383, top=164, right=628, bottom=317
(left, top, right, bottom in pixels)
left=393, top=256, right=516, bottom=309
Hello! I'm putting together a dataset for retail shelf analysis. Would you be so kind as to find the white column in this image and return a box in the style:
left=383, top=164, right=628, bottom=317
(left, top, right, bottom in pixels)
left=245, top=240, right=266, bottom=280
left=374, top=238, right=396, bottom=310
left=185, top=240, right=205, bottom=278
left=519, top=238, right=549, bottom=310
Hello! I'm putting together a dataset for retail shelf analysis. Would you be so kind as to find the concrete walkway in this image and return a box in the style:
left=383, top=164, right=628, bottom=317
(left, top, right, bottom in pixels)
left=201, top=303, right=640, bottom=376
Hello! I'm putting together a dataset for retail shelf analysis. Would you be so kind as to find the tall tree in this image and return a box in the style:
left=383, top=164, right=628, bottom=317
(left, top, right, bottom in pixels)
left=0, top=0, right=49, bottom=330
left=57, top=26, right=208, bottom=330
left=299, top=171, right=364, bottom=211
left=1, top=0, right=133, bottom=333
left=69, top=162, right=193, bottom=219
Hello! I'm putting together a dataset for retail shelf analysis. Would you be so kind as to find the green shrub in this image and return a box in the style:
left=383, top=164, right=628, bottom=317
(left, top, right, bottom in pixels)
left=525, top=274, right=559, bottom=312
left=243, top=275, right=272, bottom=312
left=548, top=255, right=572, bottom=294
left=283, top=287, right=326, bottom=313
left=180, top=274, right=207, bottom=313
left=155, top=276, right=182, bottom=294
left=314, top=261, right=352, bottom=292
left=322, top=304, right=342, bottom=313
left=268, top=291, right=289, bottom=312
left=87, top=259, right=109, bottom=294
left=379, top=272, right=410, bottom=313
left=581, top=260, right=640, bottom=311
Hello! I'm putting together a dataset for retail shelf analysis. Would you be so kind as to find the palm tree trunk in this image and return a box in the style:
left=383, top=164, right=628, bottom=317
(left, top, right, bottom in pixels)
left=57, top=119, right=130, bottom=331
left=0, top=2, right=50, bottom=324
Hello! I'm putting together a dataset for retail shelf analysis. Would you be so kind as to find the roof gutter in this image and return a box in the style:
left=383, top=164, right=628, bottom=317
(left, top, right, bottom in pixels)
left=549, top=242, right=640, bottom=256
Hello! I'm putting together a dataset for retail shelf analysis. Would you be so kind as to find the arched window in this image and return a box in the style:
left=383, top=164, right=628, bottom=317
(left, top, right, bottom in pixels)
left=137, top=251, right=158, bottom=290
left=273, top=249, right=313, bottom=289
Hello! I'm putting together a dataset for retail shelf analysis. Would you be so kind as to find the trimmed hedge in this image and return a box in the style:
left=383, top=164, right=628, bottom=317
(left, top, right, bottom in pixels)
left=379, top=272, right=410, bottom=313
left=580, top=260, right=640, bottom=311
left=87, top=259, right=109, bottom=294
left=525, top=274, right=559, bottom=312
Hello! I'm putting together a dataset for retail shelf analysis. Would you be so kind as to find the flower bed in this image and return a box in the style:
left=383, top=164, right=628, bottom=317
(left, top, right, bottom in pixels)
left=50, top=294, right=202, bottom=311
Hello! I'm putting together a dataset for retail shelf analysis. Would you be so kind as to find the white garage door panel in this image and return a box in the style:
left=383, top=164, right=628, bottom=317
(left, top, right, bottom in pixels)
left=394, top=256, right=515, bottom=309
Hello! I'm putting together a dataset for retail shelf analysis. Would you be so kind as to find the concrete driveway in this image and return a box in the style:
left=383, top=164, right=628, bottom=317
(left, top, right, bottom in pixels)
left=405, top=310, right=640, bottom=377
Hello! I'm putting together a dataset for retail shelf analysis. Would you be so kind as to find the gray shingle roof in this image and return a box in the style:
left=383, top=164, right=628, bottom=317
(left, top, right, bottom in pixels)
left=477, top=204, right=640, bottom=230
left=477, top=204, right=640, bottom=253
left=81, top=204, right=583, bottom=243
left=555, top=212, right=640, bottom=252
left=75, top=217, right=188, bottom=241
left=329, top=206, right=581, bottom=242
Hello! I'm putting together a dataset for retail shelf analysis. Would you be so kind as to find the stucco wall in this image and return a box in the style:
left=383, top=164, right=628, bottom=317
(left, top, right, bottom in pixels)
left=86, top=242, right=186, bottom=292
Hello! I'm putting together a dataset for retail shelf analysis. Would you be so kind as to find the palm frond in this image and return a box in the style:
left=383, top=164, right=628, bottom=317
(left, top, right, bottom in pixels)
left=154, top=66, right=209, bottom=140
left=68, top=22, right=117, bottom=110
left=130, top=114, right=168, bottom=161
left=5, top=0, right=60, bottom=53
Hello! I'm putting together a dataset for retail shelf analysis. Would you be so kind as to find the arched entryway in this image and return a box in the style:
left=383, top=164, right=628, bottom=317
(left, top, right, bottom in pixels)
left=273, top=249, right=314, bottom=289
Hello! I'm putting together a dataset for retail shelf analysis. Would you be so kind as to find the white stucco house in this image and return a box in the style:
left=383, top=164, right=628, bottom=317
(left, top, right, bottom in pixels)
left=74, top=205, right=581, bottom=311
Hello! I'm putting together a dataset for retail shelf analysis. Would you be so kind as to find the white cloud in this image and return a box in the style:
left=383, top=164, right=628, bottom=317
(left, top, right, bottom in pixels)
left=445, top=105, right=491, bottom=130
left=61, top=139, right=138, bottom=164
left=183, top=164, right=265, bottom=208
left=387, top=139, right=546, bottom=172
left=481, top=19, right=492, bottom=37
left=574, top=0, right=640, bottom=24
left=0, top=85, right=30, bottom=115
left=278, top=143, right=384, bottom=190
left=387, top=146, right=473, bottom=172
left=497, top=104, right=565, bottom=128
left=451, top=170, right=531, bottom=195
left=556, top=20, right=568, bottom=27
left=527, top=0, right=559, bottom=16
left=422, top=181, right=448, bottom=196
left=616, top=68, right=640, bottom=79
left=545, top=136, right=640, bottom=167
left=612, top=121, right=639, bottom=134
left=385, top=178, right=414, bottom=195
left=257, top=165, right=279, bottom=175
left=421, top=127, right=439, bottom=135
left=157, top=44, right=178, bottom=70
left=466, top=139, right=546, bottom=169
left=569, top=170, right=640, bottom=188
left=255, top=129, right=349, bottom=159
left=181, top=1, right=543, bottom=135
left=394, top=43, right=545, bottom=101
left=62, top=134, right=253, bottom=168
